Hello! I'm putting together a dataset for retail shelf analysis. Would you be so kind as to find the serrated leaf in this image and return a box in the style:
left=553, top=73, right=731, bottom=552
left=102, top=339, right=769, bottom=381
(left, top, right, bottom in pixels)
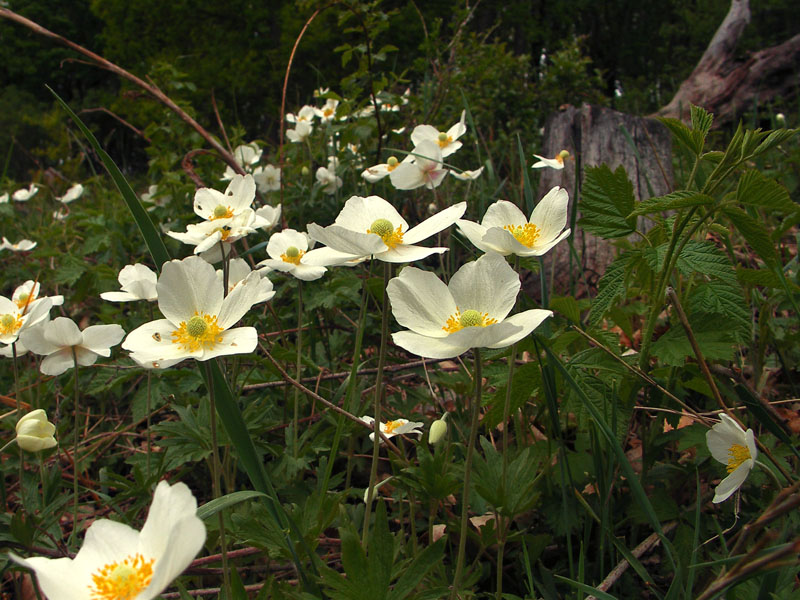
left=651, top=318, right=737, bottom=366
left=589, top=254, right=633, bottom=326
left=750, top=128, right=797, bottom=158
left=629, top=191, right=714, bottom=217
left=659, top=118, right=702, bottom=156
left=549, top=295, right=581, bottom=324
left=675, top=240, right=737, bottom=283
left=52, top=255, right=88, bottom=285
left=736, top=267, right=784, bottom=288
left=687, top=280, right=751, bottom=342
left=484, top=363, right=541, bottom=429
left=690, top=105, right=713, bottom=139
left=722, top=206, right=778, bottom=267
left=579, top=165, right=637, bottom=238
left=736, top=170, right=797, bottom=213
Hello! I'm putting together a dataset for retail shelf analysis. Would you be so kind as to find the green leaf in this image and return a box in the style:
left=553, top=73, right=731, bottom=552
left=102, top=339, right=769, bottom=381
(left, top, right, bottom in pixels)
left=579, top=165, right=637, bottom=238
left=484, top=363, right=541, bottom=429
left=690, top=104, right=713, bottom=139
left=197, top=491, right=267, bottom=520
left=736, top=267, right=784, bottom=289
left=659, top=118, right=702, bottom=156
left=554, top=575, right=618, bottom=600
left=736, top=170, right=797, bottom=214
left=722, top=206, right=778, bottom=267
left=687, top=280, right=751, bottom=342
left=675, top=240, right=737, bottom=283
left=52, top=255, right=88, bottom=286
left=629, top=191, right=714, bottom=217
left=749, top=128, right=797, bottom=158
left=650, top=318, right=737, bottom=366
left=386, top=540, right=445, bottom=600
left=588, top=253, right=634, bottom=326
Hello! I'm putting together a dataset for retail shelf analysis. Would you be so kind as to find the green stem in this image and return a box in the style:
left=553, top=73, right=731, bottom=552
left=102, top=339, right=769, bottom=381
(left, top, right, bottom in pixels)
left=12, top=343, right=23, bottom=498
left=70, top=348, right=80, bottom=548
left=362, top=261, right=391, bottom=547
left=755, top=460, right=783, bottom=492
left=450, top=348, right=482, bottom=600
left=293, top=280, right=303, bottom=459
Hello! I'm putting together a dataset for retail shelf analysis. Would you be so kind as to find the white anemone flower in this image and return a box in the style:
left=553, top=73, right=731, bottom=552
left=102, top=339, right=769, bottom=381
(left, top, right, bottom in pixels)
left=100, top=264, right=159, bottom=303
left=316, top=166, right=343, bottom=194
left=450, top=167, right=485, bottom=181
left=706, top=413, right=758, bottom=503
left=12, top=280, right=64, bottom=311
left=456, top=187, right=570, bottom=257
left=192, top=175, right=256, bottom=222
left=410, top=110, right=467, bottom=158
left=13, top=184, right=38, bottom=201
left=167, top=209, right=258, bottom=254
left=1, top=237, right=37, bottom=252
left=286, top=121, right=313, bottom=143
left=306, top=195, right=466, bottom=264
left=254, top=204, right=282, bottom=231
left=0, top=294, right=52, bottom=347
left=253, top=164, right=281, bottom=193
left=314, top=98, right=339, bottom=123
left=0, top=193, right=9, bottom=203
left=531, top=150, right=570, bottom=170
left=286, top=105, right=316, bottom=124
left=389, top=141, right=448, bottom=190
left=387, top=252, right=553, bottom=359
left=57, top=183, right=84, bottom=204
left=360, top=416, right=424, bottom=442
left=122, top=256, right=261, bottom=369
left=221, top=143, right=263, bottom=180
left=19, top=317, right=125, bottom=376
left=257, top=229, right=328, bottom=281
left=216, top=258, right=275, bottom=303
left=361, top=155, right=408, bottom=183
left=11, top=479, right=205, bottom=600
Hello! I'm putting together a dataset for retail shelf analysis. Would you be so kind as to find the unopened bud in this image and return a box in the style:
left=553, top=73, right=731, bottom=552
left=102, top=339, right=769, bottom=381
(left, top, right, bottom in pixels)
left=429, top=415, right=448, bottom=445
left=15, top=409, right=57, bottom=452
left=301, top=166, right=310, bottom=177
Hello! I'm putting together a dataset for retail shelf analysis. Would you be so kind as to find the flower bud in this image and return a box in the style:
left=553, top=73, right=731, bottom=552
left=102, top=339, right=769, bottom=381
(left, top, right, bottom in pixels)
left=428, top=415, right=448, bottom=445
left=776, top=113, right=786, bottom=125
left=301, top=166, right=310, bottom=177
left=15, top=409, right=57, bottom=452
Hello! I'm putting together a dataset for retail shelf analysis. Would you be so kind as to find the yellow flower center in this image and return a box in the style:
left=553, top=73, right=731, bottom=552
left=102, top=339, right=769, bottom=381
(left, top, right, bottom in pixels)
left=323, top=107, right=334, bottom=117
left=171, top=312, right=224, bottom=352
left=15, top=292, right=31, bottom=309
left=503, top=223, right=540, bottom=248
left=437, top=131, right=452, bottom=147
left=385, top=420, right=403, bottom=434
left=386, top=156, right=399, bottom=171
left=443, top=308, right=497, bottom=333
left=89, top=553, right=154, bottom=600
left=367, top=218, right=404, bottom=249
left=281, top=246, right=304, bottom=265
left=0, top=313, right=22, bottom=336
left=726, top=443, right=752, bottom=473
left=212, top=205, right=233, bottom=220
left=214, top=225, right=232, bottom=241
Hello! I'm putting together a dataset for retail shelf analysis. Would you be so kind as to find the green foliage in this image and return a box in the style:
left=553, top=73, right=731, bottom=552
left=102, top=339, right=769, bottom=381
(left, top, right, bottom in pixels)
left=579, top=164, right=637, bottom=238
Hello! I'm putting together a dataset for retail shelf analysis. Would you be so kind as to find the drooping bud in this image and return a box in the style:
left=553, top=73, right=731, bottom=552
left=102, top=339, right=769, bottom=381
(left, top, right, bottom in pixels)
left=15, top=409, right=57, bottom=452
left=428, top=414, right=448, bottom=445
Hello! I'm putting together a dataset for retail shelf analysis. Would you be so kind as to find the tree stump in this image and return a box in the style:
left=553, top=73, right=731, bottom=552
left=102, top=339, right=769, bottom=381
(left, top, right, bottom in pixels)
left=534, top=103, right=673, bottom=298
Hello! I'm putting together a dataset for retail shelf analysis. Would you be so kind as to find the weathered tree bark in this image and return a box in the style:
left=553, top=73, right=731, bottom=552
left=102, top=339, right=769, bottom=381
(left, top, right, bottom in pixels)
left=657, top=0, right=800, bottom=123
left=534, top=104, right=673, bottom=297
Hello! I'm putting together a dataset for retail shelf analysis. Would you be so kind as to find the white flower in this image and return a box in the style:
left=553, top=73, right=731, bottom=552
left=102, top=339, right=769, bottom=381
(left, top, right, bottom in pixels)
left=167, top=210, right=258, bottom=254
left=20, top=317, right=125, bottom=376
left=456, top=187, right=570, bottom=257
left=0, top=193, right=8, bottom=203
left=410, top=110, right=467, bottom=157
left=389, top=141, right=448, bottom=190
left=192, top=175, right=256, bottom=222
left=1, top=237, right=37, bottom=252
left=257, top=229, right=328, bottom=281
left=122, top=256, right=261, bottom=369
left=57, top=183, right=84, bottom=204
left=450, top=167, right=485, bottom=181
left=531, top=150, right=570, bottom=170
left=254, top=203, right=282, bottom=231
left=100, top=264, right=159, bottom=303
left=253, top=165, right=281, bottom=193
left=315, top=98, right=339, bottom=123
left=53, top=208, right=69, bottom=221
left=221, top=143, right=263, bottom=180
left=360, top=416, right=424, bottom=442
left=0, top=293, right=52, bottom=346
left=286, top=121, right=313, bottom=143
left=706, top=413, right=758, bottom=503
left=12, top=280, right=64, bottom=311
left=361, top=155, right=407, bottom=183
left=387, top=252, right=553, bottom=359
left=217, top=258, right=275, bottom=303
left=141, top=184, right=169, bottom=208
left=316, top=166, right=342, bottom=195
left=13, top=184, right=38, bottom=201
left=11, top=479, right=205, bottom=600
left=286, top=105, right=316, bottom=124
left=307, top=195, right=466, bottom=264
left=15, top=409, right=57, bottom=452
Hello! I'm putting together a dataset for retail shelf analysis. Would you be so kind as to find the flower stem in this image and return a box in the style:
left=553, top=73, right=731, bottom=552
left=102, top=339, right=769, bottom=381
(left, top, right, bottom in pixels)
left=293, top=280, right=303, bottom=459
left=450, top=348, right=482, bottom=600
left=362, top=261, right=391, bottom=547
left=70, top=348, right=80, bottom=549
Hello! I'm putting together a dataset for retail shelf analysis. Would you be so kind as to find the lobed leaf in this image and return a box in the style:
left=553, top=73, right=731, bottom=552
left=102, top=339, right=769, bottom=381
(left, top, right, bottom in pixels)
left=579, top=164, right=637, bottom=238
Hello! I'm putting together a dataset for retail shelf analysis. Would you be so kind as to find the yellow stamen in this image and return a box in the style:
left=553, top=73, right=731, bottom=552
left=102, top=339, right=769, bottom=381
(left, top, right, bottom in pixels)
left=89, top=553, right=154, bottom=600
left=503, top=223, right=540, bottom=248
left=0, top=313, right=22, bottom=336
left=726, top=444, right=752, bottom=473
left=367, top=218, right=404, bottom=249
left=15, top=292, right=32, bottom=309
left=211, top=205, right=233, bottom=220
left=386, top=156, right=399, bottom=171
left=281, top=246, right=305, bottom=265
left=171, top=312, right=224, bottom=352
left=437, top=131, right=451, bottom=147
left=443, top=308, right=497, bottom=333
left=385, top=420, right=403, bottom=434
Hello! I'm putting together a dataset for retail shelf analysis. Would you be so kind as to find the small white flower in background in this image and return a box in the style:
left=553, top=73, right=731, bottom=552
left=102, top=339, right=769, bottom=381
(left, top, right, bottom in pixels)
left=254, top=203, right=282, bottom=231
left=361, top=155, right=407, bottom=183
left=1, top=237, right=37, bottom=252
left=327, top=156, right=340, bottom=171
left=167, top=209, right=258, bottom=255
left=253, top=164, right=281, bottom=193
left=307, top=195, right=466, bottom=264
left=389, top=140, right=448, bottom=190
left=20, top=316, right=125, bottom=376
left=257, top=229, right=329, bottom=282
left=387, top=252, right=553, bottom=359
left=315, top=98, right=339, bottom=123
left=100, top=264, right=159, bottom=303
left=15, top=409, right=57, bottom=452
left=450, top=167, right=485, bottom=181
left=192, top=174, right=256, bottom=222
left=53, top=208, right=68, bottom=221
left=706, top=413, right=758, bottom=503
left=12, top=184, right=38, bottom=201
left=411, top=110, right=467, bottom=158
left=122, top=256, right=262, bottom=369
left=0, top=192, right=9, bottom=203
left=57, top=183, right=84, bottom=204
left=11, top=479, right=205, bottom=600
left=286, top=105, right=316, bottom=124
left=313, top=86, right=330, bottom=98
left=457, top=186, right=570, bottom=257
left=12, top=280, right=64, bottom=311
left=221, top=143, right=263, bottom=180
left=316, top=166, right=343, bottom=195
left=531, top=149, right=570, bottom=170
left=360, top=416, right=424, bottom=442
left=216, top=258, right=275, bottom=304
left=141, top=184, right=169, bottom=208
left=286, top=120, right=313, bottom=144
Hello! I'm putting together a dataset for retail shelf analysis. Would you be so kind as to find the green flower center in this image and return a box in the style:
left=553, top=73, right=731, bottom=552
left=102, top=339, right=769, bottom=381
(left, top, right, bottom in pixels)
left=437, top=131, right=449, bottom=142
left=443, top=308, right=497, bottom=333
left=285, top=246, right=300, bottom=258
left=1, top=314, right=15, bottom=328
left=186, top=315, right=208, bottom=337
left=369, top=218, right=394, bottom=238
left=459, top=310, right=483, bottom=328
left=212, top=204, right=232, bottom=219
left=387, top=156, right=398, bottom=167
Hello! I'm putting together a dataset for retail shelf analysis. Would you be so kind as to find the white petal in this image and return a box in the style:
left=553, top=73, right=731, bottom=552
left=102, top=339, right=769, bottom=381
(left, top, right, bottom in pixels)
left=217, top=272, right=262, bottom=329
left=302, top=246, right=364, bottom=267
left=158, top=257, right=223, bottom=326
left=80, top=324, right=125, bottom=355
left=712, top=461, right=752, bottom=503
left=448, top=253, right=519, bottom=321
left=486, top=310, right=552, bottom=348
left=455, top=219, right=496, bottom=254
left=391, top=330, right=470, bottom=359
left=481, top=200, right=527, bottom=229
left=410, top=124, right=439, bottom=147
left=193, top=187, right=227, bottom=220
left=481, top=227, right=531, bottom=256
left=10, top=554, right=86, bottom=600
left=403, top=202, right=466, bottom=245
left=530, top=186, right=569, bottom=243
left=200, top=327, right=258, bottom=360
left=334, top=195, right=408, bottom=234
left=387, top=267, right=456, bottom=336
left=74, top=346, right=101, bottom=367
left=307, top=223, right=386, bottom=256
left=377, top=244, right=448, bottom=263
left=389, top=162, right=425, bottom=190
left=44, top=317, right=83, bottom=347
left=123, top=319, right=201, bottom=366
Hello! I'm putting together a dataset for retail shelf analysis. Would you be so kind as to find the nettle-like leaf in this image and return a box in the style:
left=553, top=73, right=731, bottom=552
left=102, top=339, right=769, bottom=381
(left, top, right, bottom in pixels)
left=687, top=280, right=751, bottom=342
left=675, top=240, right=737, bottom=283
left=722, top=206, right=779, bottom=267
left=588, top=252, right=636, bottom=326
left=736, top=170, right=798, bottom=214
left=690, top=104, right=714, bottom=140
left=579, top=164, right=637, bottom=238
left=651, top=316, right=737, bottom=367
left=628, top=191, right=714, bottom=218
left=659, top=118, right=704, bottom=156
left=736, top=267, right=785, bottom=289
